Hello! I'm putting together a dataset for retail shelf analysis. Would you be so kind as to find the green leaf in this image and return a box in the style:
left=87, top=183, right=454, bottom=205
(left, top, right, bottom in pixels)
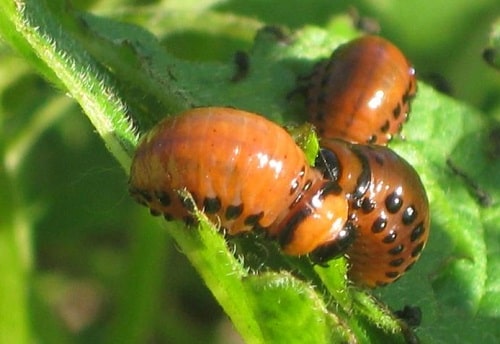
left=243, top=272, right=353, bottom=344
left=285, top=122, right=320, bottom=165
left=483, top=17, right=500, bottom=70
left=0, top=160, right=31, bottom=344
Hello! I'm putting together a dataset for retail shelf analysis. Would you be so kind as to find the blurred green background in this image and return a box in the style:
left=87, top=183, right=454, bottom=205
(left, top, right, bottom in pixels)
left=0, top=0, right=499, bottom=343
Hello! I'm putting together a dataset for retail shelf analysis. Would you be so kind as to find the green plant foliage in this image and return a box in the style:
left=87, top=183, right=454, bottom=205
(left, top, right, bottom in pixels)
left=483, top=17, right=500, bottom=71
left=0, top=0, right=499, bottom=343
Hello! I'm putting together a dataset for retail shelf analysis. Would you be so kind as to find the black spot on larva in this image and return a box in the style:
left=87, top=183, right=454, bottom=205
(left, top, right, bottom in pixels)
left=251, top=223, right=269, bottom=237
left=244, top=212, right=264, bottom=226
left=352, top=198, right=362, bottom=209
left=410, top=222, right=425, bottom=242
left=374, top=153, right=384, bottom=166
left=290, top=193, right=304, bottom=209
left=318, top=90, right=327, bottom=104
left=155, top=191, right=171, bottom=206
left=164, top=213, right=174, bottom=221
left=136, top=198, right=148, bottom=207
left=137, top=189, right=153, bottom=203
left=305, top=95, right=315, bottom=107
left=388, top=244, right=404, bottom=255
left=303, top=179, right=313, bottom=192
left=315, top=148, right=341, bottom=181
left=183, top=215, right=196, bottom=226
left=225, top=204, right=244, bottom=220
left=289, top=178, right=300, bottom=195
left=386, top=192, right=403, bottom=213
left=178, top=193, right=196, bottom=212
left=361, top=198, right=376, bottom=213
left=150, top=209, right=161, bottom=216
left=368, top=134, right=377, bottom=144
left=411, top=242, right=425, bottom=257
left=372, top=216, right=387, bottom=233
left=278, top=206, right=313, bottom=248
left=325, top=57, right=336, bottom=71
left=317, top=109, right=326, bottom=122
left=350, top=146, right=371, bottom=199
left=402, top=205, right=417, bottom=225
left=405, top=261, right=415, bottom=272
left=310, top=221, right=356, bottom=263
left=389, top=258, right=405, bottom=267
left=393, top=102, right=402, bottom=119
left=319, top=181, right=343, bottom=197
left=293, top=180, right=341, bottom=211
left=319, top=73, right=329, bottom=87
left=386, top=271, right=400, bottom=279
left=403, top=89, right=414, bottom=103
left=128, top=186, right=138, bottom=194
left=380, top=120, right=390, bottom=133
left=348, top=213, right=356, bottom=222
left=203, top=197, right=221, bottom=214
left=382, top=230, right=397, bottom=243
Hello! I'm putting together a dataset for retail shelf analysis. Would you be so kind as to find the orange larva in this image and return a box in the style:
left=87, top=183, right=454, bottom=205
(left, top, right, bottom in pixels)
left=306, top=35, right=417, bottom=145
left=315, top=139, right=430, bottom=287
left=129, top=107, right=354, bottom=258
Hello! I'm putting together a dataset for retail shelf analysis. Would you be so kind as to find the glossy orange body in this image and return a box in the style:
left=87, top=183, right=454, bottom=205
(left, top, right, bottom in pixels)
left=129, top=107, right=352, bottom=257
left=306, top=35, right=417, bottom=145
left=317, top=139, right=429, bottom=287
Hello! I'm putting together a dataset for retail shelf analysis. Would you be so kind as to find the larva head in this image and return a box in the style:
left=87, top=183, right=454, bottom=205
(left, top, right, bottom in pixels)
left=315, top=144, right=371, bottom=201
